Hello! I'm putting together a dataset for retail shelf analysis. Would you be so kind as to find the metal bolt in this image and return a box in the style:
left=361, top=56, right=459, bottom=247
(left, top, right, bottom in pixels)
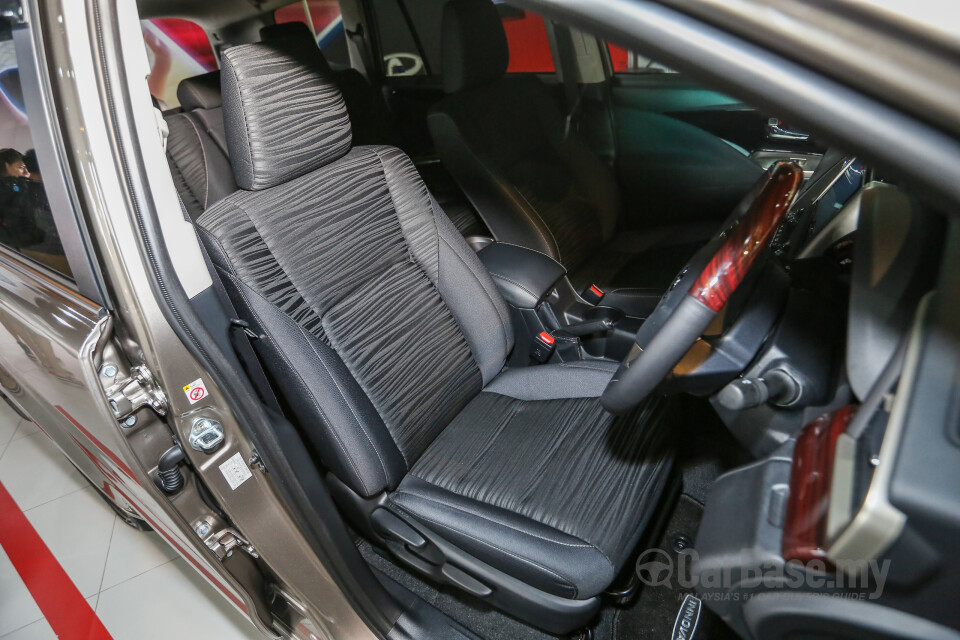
left=196, top=522, right=211, bottom=536
left=100, top=364, right=118, bottom=378
left=122, top=415, right=137, bottom=428
left=671, top=534, right=691, bottom=553
left=870, top=456, right=881, bottom=467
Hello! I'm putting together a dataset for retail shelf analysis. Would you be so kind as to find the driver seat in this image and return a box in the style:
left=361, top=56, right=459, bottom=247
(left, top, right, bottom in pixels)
left=196, top=40, right=674, bottom=633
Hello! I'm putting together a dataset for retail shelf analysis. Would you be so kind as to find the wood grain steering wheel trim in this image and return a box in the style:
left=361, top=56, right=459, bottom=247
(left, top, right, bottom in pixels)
left=689, top=162, right=804, bottom=311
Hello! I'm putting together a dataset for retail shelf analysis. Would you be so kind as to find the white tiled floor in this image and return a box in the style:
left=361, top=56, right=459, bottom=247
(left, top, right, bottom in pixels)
left=0, top=400, right=262, bottom=639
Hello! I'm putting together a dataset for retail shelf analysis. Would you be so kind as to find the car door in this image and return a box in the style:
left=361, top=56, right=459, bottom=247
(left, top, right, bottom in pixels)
left=0, top=2, right=268, bottom=621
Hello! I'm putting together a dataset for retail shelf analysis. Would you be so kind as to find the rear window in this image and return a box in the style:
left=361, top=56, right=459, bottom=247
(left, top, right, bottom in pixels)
left=141, top=18, right=217, bottom=109
left=274, top=0, right=350, bottom=69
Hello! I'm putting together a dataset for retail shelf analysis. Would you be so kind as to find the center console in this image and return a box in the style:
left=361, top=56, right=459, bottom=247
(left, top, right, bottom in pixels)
left=476, top=242, right=641, bottom=365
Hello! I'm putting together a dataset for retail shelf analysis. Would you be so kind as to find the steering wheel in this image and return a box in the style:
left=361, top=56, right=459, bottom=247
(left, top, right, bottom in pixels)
left=601, top=162, right=804, bottom=414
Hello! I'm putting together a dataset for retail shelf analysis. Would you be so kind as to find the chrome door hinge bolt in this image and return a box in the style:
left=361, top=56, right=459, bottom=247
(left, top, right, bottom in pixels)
left=248, top=450, right=266, bottom=473
left=196, top=521, right=211, bottom=536
left=100, top=363, right=118, bottom=378
left=121, top=415, right=137, bottom=428
left=205, top=527, right=258, bottom=560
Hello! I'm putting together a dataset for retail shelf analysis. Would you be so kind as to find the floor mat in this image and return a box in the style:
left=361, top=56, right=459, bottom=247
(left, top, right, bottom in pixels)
left=611, top=495, right=738, bottom=640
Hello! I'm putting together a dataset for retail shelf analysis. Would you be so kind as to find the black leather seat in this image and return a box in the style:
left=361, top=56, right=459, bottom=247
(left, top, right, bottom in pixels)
left=195, top=40, right=674, bottom=633
left=428, top=0, right=752, bottom=317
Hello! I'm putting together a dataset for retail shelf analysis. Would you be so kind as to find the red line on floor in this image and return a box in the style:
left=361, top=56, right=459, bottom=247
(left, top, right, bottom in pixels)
left=0, top=481, right=113, bottom=640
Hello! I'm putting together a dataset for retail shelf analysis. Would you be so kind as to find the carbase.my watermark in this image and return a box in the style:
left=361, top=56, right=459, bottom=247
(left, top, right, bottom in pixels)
left=636, top=548, right=890, bottom=599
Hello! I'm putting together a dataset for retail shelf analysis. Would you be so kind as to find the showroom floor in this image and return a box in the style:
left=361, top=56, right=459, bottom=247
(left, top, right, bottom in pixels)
left=0, top=400, right=262, bottom=639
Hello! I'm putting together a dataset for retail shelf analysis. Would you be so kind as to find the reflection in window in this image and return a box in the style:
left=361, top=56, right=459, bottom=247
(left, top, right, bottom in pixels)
left=607, top=44, right=676, bottom=74
left=501, top=9, right=554, bottom=73
left=140, top=18, right=217, bottom=109
left=275, top=0, right=350, bottom=69
left=0, top=35, right=71, bottom=278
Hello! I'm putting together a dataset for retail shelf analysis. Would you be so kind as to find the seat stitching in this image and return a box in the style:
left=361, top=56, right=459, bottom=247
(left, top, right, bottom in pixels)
left=371, top=146, right=442, bottom=282
left=488, top=272, right=539, bottom=301
left=371, top=145, right=510, bottom=367
left=179, top=114, right=211, bottom=209
left=296, top=324, right=392, bottom=487
left=438, top=234, right=511, bottom=362
left=494, top=241, right=564, bottom=267
left=392, top=503, right=579, bottom=597
left=227, top=274, right=373, bottom=495
left=226, top=56, right=256, bottom=187
left=393, top=490, right=596, bottom=549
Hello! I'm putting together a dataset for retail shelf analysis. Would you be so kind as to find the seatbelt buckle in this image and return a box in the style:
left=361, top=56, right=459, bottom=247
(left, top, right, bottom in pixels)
left=582, top=284, right=604, bottom=305
left=531, top=331, right=555, bottom=363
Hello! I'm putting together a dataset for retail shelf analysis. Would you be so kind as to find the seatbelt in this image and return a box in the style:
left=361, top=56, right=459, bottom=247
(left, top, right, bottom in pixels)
left=202, top=248, right=284, bottom=415
left=554, top=26, right=584, bottom=141
left=184, top=198, right=284, bottom=415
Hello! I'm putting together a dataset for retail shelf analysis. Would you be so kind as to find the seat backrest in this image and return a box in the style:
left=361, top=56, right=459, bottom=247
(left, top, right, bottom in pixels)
left=196, top=41, right=513, bottom=498
left=428, top=0, right=623, bottom=272
left=165, top=71, right=238, bottom=219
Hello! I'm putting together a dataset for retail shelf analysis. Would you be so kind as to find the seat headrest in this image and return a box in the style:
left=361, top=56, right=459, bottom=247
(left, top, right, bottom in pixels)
left=221, top=42, right=352, bottom=191
left=441, top=0, right=509, bottom=94
left=177, top=71, right=222, bottom=111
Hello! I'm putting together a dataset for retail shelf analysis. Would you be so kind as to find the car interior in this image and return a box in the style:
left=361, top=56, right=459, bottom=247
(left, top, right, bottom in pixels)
left=131, top=0, right=957, bottom=638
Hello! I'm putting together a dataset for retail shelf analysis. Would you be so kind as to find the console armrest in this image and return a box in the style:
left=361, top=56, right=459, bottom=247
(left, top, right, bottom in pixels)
left=477, top=243, right=566, bottom=309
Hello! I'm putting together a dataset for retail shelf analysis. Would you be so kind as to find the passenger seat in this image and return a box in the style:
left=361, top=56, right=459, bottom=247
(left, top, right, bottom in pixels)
left=165, top=21, right=488, bottom=237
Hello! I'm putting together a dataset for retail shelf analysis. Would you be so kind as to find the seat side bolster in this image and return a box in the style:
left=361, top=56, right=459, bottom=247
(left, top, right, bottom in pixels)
left=199, top=229, right=407, bottom=497
left=391, top=476, right=615, bottom=600
left=374, top=145, right=514, bottom=384
left=427, top=108, right=560, bottom=259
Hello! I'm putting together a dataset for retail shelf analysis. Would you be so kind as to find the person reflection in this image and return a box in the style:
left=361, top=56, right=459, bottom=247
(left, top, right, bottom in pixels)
left=0, top=148, right=71, bottom=276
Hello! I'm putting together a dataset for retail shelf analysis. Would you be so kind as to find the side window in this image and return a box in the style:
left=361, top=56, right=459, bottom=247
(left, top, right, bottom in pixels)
left=140, top=18, right=217, bottom=109
left=607, top=44, right=677, bottom=74
left=370, top=1, right=556, bottom=78
left=0, top=27, right=71, bottom=277
left=373, top=0, right=429, bottom=77
left=274, top=0, right=350, bottom=69
left=500, top=9, right=555, bottom=73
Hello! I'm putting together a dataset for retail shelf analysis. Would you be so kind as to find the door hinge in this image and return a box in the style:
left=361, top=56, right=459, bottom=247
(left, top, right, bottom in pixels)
left=204, top=526, right=259, bottom=560
left=103, top=364, right=168, bottom=419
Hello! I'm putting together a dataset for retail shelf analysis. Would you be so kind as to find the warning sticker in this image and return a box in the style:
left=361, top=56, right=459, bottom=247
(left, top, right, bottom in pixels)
left=183, top=378, right=208, bottom=405
left=219, top=452, right=253, bottom=490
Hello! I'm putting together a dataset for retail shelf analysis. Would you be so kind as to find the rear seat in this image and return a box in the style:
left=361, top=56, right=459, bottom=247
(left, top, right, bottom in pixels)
left=164, top=72, right=236, bottom=219
left=164, top=21, right=488, bottom=237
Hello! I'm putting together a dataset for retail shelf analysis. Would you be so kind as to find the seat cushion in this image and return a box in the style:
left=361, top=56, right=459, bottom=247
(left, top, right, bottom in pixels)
left=390, top=363, right=675, bottom=599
